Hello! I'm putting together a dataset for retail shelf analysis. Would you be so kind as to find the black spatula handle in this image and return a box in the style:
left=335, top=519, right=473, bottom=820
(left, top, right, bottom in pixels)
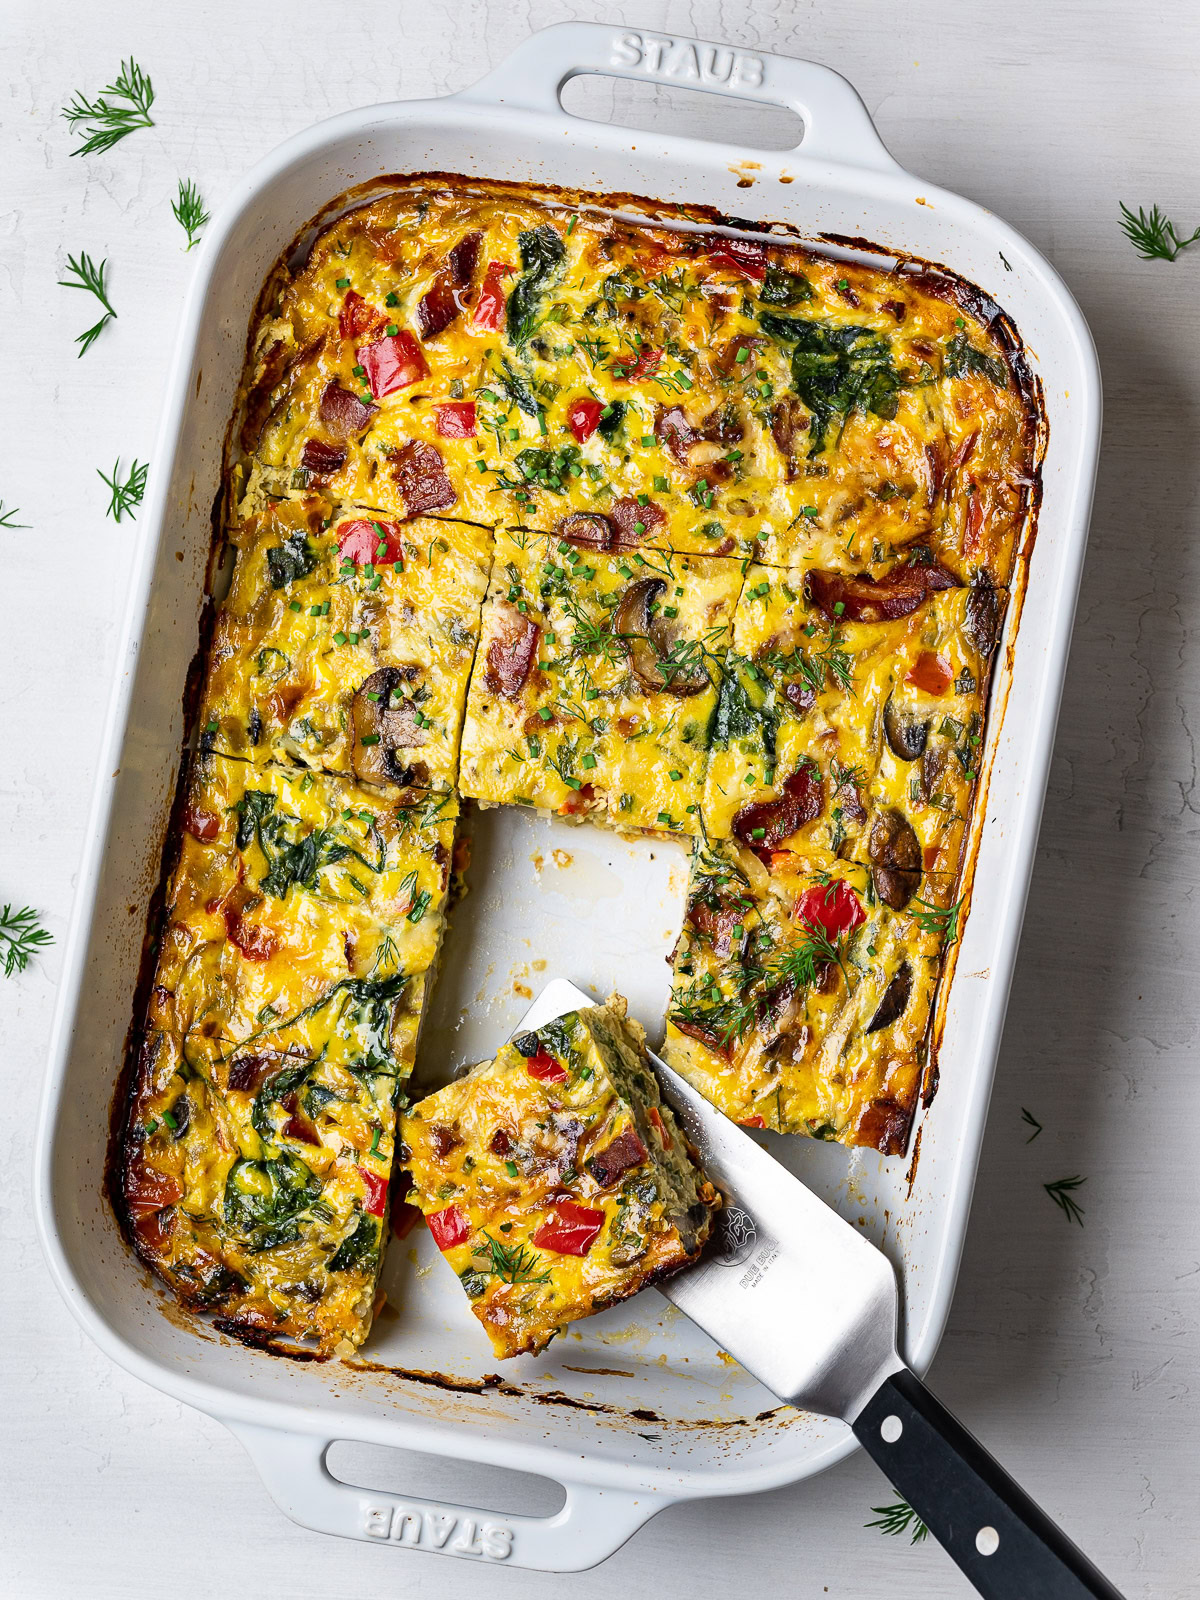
left=853, top=1368, right=1124, bottom=1599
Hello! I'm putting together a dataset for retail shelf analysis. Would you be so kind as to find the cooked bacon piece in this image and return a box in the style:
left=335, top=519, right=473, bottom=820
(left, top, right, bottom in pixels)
left=430, top=1123, right=463, bottom=1159
left=712, top=335, right=763, bottom=377
left=782, top=681, right=816, bottom=715
left=733, top=764, right=825, bottom=855
left=447, top=230, right=482, bottom=286
left=855, top=1096, right=912, bottom=1155
left=339, top=290, right=383, bottom=341
left=484, top=602, right=540, bottom=699
left=359, top=331, right=429, bottom=399
left=706, top=233, right=768, bottom=281
left=125, top=1153, right=184, bottom=1216
left=183, top=804, right=220, bottom=842
left=672, top=1015, right=732, bottom=1059
left=225, top=1054, right=284, bottom=1094
left=770, top=396, right=811, bottom=476
left=608, top=496, right=664, bottom=548
left=685, top=895, right=745, bottom=956
left=318, top=380, right=376, bottom=439
left=588, top=1127, right=649, bottom=1188
left=655, top=403, right=743, bottom=466
left=882, top=298, right=907, bottom=322
left=224, top=909, right=279, bottom=963
left=806, top=560, right=959, bottom=624
left=300, top=438, right=346, bottom=475
left=613, top=347, right=661, bottom=383
left=415, top=278, right=458, bottom=340
left=391, top=440, right=456, bottom=514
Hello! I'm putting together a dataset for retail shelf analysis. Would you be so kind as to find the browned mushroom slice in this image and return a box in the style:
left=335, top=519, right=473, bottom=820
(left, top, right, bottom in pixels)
left=352, top=666, right=429, bottom=785
left=855, top=1096, right=912, bottom=1155
left=868, top=809, right=922, bottom=909
left=555, top=512, right=614, bottom=551
left=883, top=695, right=930, bottom=760
left=807, top=559, right=959, bottom=624
left=865, top=961, right=912, bottom=1034
left=964, top=572, right=1002, bottom=658
left=484, top=603, right=540, bottom=699
left=611, top=577, right=708, bottom=696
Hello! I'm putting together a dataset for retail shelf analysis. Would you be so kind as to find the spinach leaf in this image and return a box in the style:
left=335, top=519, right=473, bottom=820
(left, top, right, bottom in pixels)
left=250, top=1059, right=315, bottom=1141
left=943, top=332, right=1008, bottom=388
left=327, top=1213, right=380, bottom=1273
left=266, top=530, right=317, bottom=589
left=708, top=660, right=779, bottom=757
left=596, top=399, right=626, bottom=441
left=759, top=266, right=813, bottom=307
left=234, top=788, right=278, bottom=851
left=507, top=225, right=566, bottom=348
left=758, top=314, right=905, bottom=454
left=223, top=1153, right=320, bottom=1251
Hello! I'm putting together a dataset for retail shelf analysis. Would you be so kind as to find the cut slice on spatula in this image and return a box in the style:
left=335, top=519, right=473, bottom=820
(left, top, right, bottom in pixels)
left=515, top=979, right=1124, bottom=1600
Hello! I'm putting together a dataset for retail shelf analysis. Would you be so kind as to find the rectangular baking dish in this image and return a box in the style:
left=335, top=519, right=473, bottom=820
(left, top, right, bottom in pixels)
left=33, top=23, right=1101, bottom=1574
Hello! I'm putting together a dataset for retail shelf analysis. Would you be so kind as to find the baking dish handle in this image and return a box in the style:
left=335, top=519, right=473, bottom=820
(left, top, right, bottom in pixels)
left=228, top=1420, right=664, bottom=1572
left=457, top=20, right=900, bottom=175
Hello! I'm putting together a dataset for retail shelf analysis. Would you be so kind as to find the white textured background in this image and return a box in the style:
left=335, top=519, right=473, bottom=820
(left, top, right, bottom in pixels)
left=3, top=2, right=1198, bottom=1595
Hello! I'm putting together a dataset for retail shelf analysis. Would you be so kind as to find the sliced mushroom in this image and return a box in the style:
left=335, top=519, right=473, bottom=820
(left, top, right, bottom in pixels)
left=484, top=603, right=540, bottom=699
left=964, top=573, right=1002, bottom=658
left=352, top=666, right=429, bottom=786
left=612, top=577, right=708, bottom=697
left=556, top=512, right=614, bottom=551
left=868, top=808, right=922, bottom=910
left=865, top=961, right=912, bottom=1033
left=883, top=694, right=930, bottom=761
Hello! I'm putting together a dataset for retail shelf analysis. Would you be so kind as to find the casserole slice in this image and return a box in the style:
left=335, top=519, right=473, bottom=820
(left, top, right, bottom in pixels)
left=703, top=559, right=1003, bottom=887
left=200, top=497, right=492, bottom=791
left=458, top=527, right=741, bottom=835
left=120, top=1025, right=402, bottom=1354
left=233, top=179, right=1033, bottom=582
left=663, top=842, right=944, bottom=1152
left=401, top=995, right=719, bottom=1359
left=147, top=754, right=456, bottom=1078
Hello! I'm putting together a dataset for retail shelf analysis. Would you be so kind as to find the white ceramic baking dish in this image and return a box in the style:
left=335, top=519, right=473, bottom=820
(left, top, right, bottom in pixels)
left=34, top=22, right=1101, bottom=1574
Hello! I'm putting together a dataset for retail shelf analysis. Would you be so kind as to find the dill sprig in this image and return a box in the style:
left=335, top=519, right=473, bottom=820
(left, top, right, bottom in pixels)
left=0, top=502, right=29, bottom=529
left=98, top=458, right=147, bottom=523
left=1119, top=203, right=1200, bottom=263
left=1044, top=1174, right=1086, bottom=1225
left=172, top=179, right=210, bottom=251
left=866, top=1499, right=928, bottom=1543
left=62, top=59, right=155, bottom=156
left=1, top=904, right=53, bottom=978
left=474, top=1232, right=550, bottom=1285
left=1020, top=1106, right=1043, bottom=1142
left=59, top=252, right=117, bottom=356
left=772, top=918, right=851, bottom=994
left=911, top=896, right=965, bottom=947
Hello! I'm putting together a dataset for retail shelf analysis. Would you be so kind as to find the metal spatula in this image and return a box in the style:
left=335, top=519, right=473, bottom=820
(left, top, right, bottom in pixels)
left=519, top=980, right=1124, bottom=1600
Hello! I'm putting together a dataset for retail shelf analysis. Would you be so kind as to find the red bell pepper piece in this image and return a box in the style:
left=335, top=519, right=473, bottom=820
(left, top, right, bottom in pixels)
left=532, top=1199, right=605, bottom=1256
left=906, top=650, right=954, bottom=695
left=357, top=1167, right=389, bottom=1217
left=435, top=401, right=477, bottom=438
left=183, top=803, right=220, bottom=842
left=473, top=260, right=512, bottom=331
left=567, top=398, right=604, bottom=442
left=336, top=517, right=403, bottom=566
left=358, top=331, right=429, bottom=399
left=647, top=1105, right=672, bottom=1148
left=739, top=1115, right=766, bottom=1129
left=613, top=347, right=661, bottom=383
left=339, top=289, right=383, bottom=340
left=794, top=880, right=865, bottom=939
left=428, top=1203, right=470, bottom=1250
left=707, top=236, right=768, bottom=282
left=523, top=1045, right=568, bottom=1083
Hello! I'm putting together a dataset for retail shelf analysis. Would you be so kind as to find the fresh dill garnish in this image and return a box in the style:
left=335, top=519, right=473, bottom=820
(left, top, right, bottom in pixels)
left=473, top=1232, right=550, bottom=1285
left=62, top=59, right=155, bottom=156
left=771, top=919, right=852, bottom=994
left=1118, top=203, right=1200, bottom=263
left=911, top=896, right=964, bottom=947
left=58, top=252, right=117, bottom=356
left=1044, top=1174, right=1086, bottom=1225
left=97, top=458, right=147, bottom=523
left=0, top=904, right=53, bottom=978
left=0, top=503, right=29, bottom=529
left=1020, top=1107, right=1043, bottom=1142
left=172, top=179, right=210, bottom=251
left=866, top=1499, right=928, bottom=1543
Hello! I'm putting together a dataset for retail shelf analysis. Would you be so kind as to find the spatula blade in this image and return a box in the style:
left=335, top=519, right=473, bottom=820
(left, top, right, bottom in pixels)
left=517, top=980, right=902, bottom=1421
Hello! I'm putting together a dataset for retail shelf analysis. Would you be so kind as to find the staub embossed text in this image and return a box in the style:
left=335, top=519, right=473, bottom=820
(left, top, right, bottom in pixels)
left=609, top=33, right=766, bottom=91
